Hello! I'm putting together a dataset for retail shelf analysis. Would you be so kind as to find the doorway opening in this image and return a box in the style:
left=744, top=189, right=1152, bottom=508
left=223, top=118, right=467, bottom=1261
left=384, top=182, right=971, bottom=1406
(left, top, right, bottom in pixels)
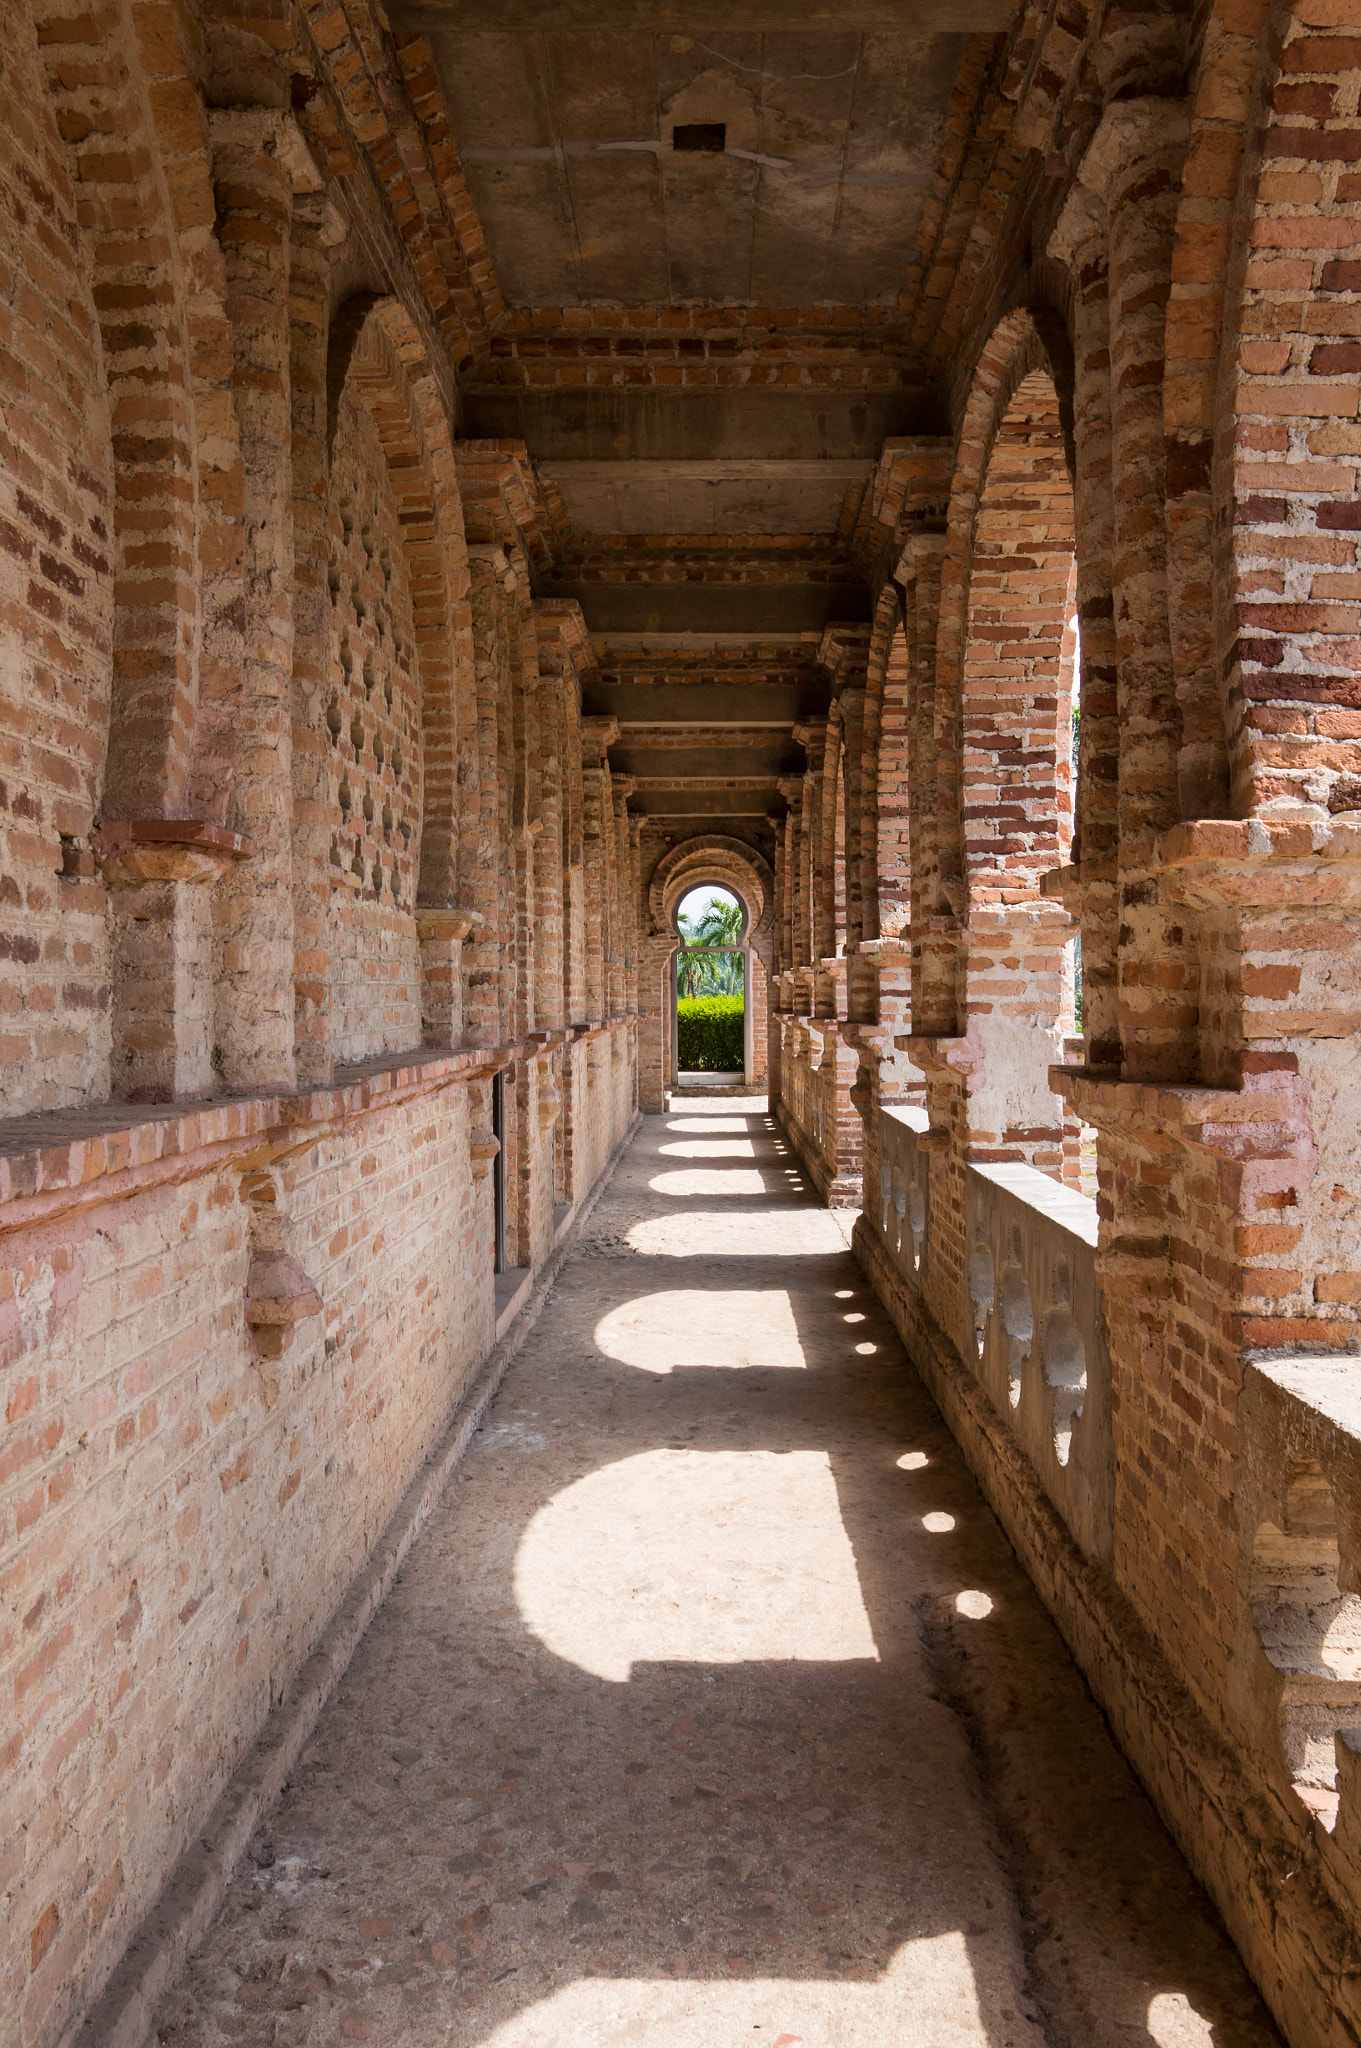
left=673, top=886, right=748, bottom=1087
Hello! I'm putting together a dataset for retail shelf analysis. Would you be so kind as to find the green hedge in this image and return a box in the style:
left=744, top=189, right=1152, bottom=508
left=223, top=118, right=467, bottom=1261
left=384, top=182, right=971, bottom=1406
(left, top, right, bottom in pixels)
left=677, top=994, right=744, bottom=1072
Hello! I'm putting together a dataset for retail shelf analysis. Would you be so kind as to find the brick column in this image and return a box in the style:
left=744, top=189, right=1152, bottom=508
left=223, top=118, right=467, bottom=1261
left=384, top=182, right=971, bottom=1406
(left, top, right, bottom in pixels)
left=904, top=535, right=951, bottom=1037
left=580, top=717, right=618, bottom=1025
left=1046, top=185, right=1121, bottom=1075
left=534, top=679, right=566, bottom=1033
left=96, top=826, right=252, bottom=1100
left=609, top=774, right=634, bottom=1023
left=464, top=548, right=513, bottom=1047
left=209, top=109, right=315, bottom=1096
left=1079, top=96, right=1196, bottom=1084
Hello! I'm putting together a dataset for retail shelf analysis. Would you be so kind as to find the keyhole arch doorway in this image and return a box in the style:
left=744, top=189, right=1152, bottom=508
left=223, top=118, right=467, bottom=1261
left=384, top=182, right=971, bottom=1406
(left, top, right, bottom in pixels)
left=644, top=834, right=776, bottom=1104
left=673, top=884, right=750, bottom=1087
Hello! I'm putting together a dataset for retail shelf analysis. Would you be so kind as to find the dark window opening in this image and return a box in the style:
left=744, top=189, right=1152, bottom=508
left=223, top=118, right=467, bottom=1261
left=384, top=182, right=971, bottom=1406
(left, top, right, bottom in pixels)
left=673, top=123, right=726, bottom=153
left=492, top=1070, right=507, bottom=1276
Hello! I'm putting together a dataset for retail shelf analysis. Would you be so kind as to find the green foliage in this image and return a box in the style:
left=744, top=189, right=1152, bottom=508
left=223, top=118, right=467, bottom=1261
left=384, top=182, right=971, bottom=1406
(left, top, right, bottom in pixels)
left=676, top=898, right=745, bottom=996
left=681, top=898, right=744, bottom=948
left=677, top=994, right=745, bottom=1072
left=676, top=947, right=743, bottom=996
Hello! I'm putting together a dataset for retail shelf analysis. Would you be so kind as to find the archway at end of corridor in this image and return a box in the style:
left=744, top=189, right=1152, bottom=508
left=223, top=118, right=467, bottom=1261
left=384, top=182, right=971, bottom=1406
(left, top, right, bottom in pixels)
left=642, top=834, right=776, bottom=1112
left=673, top=885, right=749, bottom=1092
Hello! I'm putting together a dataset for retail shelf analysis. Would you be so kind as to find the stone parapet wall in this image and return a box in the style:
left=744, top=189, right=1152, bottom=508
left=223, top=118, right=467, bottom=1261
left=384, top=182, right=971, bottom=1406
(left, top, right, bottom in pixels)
left=855, top=1205, right=1361, bottom=2048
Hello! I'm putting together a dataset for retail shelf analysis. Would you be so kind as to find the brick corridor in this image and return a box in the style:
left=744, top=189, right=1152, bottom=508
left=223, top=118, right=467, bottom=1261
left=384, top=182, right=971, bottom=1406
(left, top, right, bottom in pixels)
left=153, top=1102, right=1280, bottom=2048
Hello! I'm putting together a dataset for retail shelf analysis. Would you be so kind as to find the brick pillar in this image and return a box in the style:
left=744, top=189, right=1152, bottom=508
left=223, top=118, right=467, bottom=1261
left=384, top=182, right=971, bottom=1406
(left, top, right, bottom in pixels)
left=287, top=194, right=335, bottom=1087
left=792, top=722, right=824, bottom=996
left=609, top=775, right=634, bottom=1023
left=639, top=933, right=677, bottom=1113
left=813, top=715, right=840, bottom=1009
left=96, top=830, right=250, bottom=1101
left=1046, top=185, right=1121, bottom=1075
left=209, top=110, right=313, bottom=1097
left=534, top=679, right=566, bottom=1033
left=580, top=717, right=618, bottom=1025
left=1079, top=96, right=1196, bottom=1084
left=905, top=535, right=952, bottom=1037
left=464, top=548, right=512, bottom=1048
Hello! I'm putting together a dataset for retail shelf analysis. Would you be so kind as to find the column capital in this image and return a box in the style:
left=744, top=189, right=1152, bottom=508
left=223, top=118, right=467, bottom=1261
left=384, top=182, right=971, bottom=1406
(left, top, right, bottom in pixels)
left=581, top=715, right=619, bottom=763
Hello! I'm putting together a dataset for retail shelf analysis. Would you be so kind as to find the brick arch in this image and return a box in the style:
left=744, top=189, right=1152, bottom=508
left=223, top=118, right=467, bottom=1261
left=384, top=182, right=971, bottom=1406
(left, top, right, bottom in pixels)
left=962, top=364, right=1077, bottom=906
left=647, top=835, right=775, bottom=1095
left=40, top=0, right=231, bottom=822
left=648, top=835, right=774, bottom=945
left=1186, top=0, right=1361, bottom=817
left=924, top=305, right=1076, bottom=1029
left=293, top=291, right=470, bottom=1074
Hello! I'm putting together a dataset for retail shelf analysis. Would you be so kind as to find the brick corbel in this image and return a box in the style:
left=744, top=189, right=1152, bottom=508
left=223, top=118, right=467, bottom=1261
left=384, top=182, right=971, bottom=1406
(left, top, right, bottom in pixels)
left=92, top=819, right=255, bottom=887
left=245, top=1253, right=324, bottom=1355
left=416, top=909, right=482, bottom=1048
left=93, top=822, right=257, bottom=1103
left=469, top=1131, right=500, bottom=1178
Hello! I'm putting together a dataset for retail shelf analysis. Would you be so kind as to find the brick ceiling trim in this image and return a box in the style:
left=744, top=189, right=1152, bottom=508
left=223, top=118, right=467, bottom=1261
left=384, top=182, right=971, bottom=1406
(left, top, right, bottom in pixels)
left=647, top=835, right=775, bottom=941
left=291, top=0, right=501, bottom=370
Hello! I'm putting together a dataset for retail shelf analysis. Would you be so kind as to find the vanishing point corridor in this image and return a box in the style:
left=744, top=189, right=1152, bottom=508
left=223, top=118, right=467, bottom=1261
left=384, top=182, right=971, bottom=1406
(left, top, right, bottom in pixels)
left=154, top=1103, right=1279, bottom=2048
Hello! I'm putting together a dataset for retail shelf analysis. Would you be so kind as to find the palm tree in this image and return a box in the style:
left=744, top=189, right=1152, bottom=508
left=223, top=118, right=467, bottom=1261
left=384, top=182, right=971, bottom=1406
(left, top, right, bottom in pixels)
left=677, top=897, right=745, bottom=997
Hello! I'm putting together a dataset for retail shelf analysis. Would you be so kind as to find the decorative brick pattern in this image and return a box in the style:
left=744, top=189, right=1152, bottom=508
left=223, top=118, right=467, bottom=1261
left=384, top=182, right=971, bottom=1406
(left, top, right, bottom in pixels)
left=322, top=390, right=423, bottom=1061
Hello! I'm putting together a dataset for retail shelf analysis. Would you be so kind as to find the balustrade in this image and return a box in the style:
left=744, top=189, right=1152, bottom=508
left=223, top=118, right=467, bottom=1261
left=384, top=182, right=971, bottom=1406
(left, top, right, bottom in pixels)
left=874, top=1106, right=1113, bottom=1567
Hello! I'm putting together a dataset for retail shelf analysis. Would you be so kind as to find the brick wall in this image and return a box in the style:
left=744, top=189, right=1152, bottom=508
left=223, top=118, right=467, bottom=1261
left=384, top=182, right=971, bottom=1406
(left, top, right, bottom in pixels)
left=320, top=387, right=423, bottom=1063
left=0, top=5, right=114, bottom=1117
left=1, top=1076, right=489, bottom=2048
left=0, top=5, right=642, bottom=2042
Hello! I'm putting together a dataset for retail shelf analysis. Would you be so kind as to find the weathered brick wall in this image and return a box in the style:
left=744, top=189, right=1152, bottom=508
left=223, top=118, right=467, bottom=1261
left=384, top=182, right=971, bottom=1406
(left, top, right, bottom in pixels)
left=0, top=6, right=642, bottom=2043
left=834, top=10, right=1361, bottom=2047
left=1, top=1074, right=490, bottom=2048
left=320, top=388, right=423, bottom=1062
left=0, top=6, right=114, bottom=1118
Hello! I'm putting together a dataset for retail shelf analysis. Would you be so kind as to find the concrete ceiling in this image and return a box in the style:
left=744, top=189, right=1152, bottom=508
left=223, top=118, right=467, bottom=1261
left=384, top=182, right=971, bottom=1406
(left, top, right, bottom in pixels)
left=408, top=24, right=995, bottom=307
left=399, top=1, right=1008, bottom=839
left=540, top=458, right=871, bottom=535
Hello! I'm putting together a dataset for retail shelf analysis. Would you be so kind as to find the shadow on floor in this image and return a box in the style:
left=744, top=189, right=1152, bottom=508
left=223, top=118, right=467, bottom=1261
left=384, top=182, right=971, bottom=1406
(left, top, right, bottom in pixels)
left=151, top=1100, right=1282, bottom=2048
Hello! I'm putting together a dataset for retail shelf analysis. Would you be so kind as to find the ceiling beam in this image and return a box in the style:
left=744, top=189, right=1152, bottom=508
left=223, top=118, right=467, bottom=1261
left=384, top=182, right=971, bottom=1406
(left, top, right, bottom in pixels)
left=462, top=388, right=936, bottom=463
left=582, top=678, right=829, bottom=726
left=627, top=792, right=784, bottom=816
left=397, top=0, right=1010, bottom=25
left=550, top=582, right=870, bottom=634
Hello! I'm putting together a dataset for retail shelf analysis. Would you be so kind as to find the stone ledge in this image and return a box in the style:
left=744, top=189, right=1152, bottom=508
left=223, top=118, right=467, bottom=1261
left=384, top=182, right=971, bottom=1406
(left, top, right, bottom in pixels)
left=1048, top=1066, right=1298, bottom=1146
left=1155, top=815, right=1361, bottom=908
left=0, top=1045, right=519, bottom=1235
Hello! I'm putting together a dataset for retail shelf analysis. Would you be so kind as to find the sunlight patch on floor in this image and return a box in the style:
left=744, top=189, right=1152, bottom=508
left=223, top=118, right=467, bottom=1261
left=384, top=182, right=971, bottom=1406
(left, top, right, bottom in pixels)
left=659, top=1139, right=758, bottom=1159
left=514, top=1450, right=879, bottom=1682
left=649, top=1168, right=771, bottom=1197
left=666, top=1118, right=759, bottom=1135
left=477, top=1931, right=1001, bottom=2047
left=594, top=1289, right=802, bottom=1373
left=619, top=1212, right=844, bottom=1260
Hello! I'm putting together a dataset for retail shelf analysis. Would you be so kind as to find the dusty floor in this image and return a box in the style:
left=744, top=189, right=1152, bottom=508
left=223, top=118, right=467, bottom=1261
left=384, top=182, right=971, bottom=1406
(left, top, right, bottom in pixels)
left=153, top=1100, right=1282, bottom=2048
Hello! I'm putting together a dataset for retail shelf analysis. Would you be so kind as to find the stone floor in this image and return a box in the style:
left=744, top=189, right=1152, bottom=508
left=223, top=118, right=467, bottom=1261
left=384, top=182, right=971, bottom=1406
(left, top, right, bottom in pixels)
left=152, top=1100, right=1283, bottom=2048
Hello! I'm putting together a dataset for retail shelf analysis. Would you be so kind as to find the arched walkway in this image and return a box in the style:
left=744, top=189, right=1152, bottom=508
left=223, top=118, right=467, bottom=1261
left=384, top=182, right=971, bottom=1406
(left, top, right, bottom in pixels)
left=153, top=1102, right=1280, bottom=2048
